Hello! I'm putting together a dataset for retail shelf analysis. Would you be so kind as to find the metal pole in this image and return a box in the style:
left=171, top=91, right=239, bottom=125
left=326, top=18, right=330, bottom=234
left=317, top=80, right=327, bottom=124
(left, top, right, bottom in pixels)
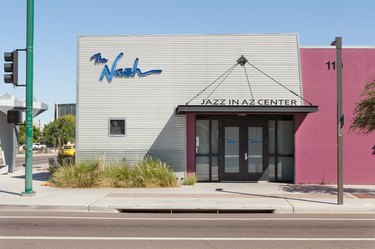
left=22, top=0, right=35, bottom=196
left=336, top=37, right=343, bottom=205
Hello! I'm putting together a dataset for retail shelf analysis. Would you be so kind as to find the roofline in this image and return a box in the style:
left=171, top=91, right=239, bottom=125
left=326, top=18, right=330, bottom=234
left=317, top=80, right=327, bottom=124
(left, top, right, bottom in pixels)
left=78, top=33, right=299, bottom=38
left=301, top=46, right=375, bottom=49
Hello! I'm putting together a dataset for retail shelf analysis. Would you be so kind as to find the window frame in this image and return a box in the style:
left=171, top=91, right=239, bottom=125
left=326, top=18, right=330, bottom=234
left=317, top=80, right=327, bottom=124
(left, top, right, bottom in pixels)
left=268, top=118, right=295, bottom=182
left=195, top=117, right=220, bottom=182
left=108, top=118, right=126, bottom=137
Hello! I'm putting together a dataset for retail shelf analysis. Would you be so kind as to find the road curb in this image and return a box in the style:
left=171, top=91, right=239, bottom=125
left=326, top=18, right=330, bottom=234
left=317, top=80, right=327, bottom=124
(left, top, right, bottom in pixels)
left=0, top=205, right=91, bottom=212
left=1, top=204, right=375, bottom=214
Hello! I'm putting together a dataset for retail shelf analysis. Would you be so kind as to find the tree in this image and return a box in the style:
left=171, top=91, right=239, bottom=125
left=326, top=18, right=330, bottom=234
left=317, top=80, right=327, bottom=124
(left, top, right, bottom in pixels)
left=351, top=80, right=375, bottom=134
left=18, top=123, right=42, bottom=144
left=42, top=122, right=57, bottom=147
left=43, top=115, right=76, bottom=149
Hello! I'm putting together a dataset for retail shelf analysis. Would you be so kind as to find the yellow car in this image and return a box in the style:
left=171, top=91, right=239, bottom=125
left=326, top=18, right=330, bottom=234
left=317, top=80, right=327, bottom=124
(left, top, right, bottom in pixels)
left=60, top=144, right=76, bottom=157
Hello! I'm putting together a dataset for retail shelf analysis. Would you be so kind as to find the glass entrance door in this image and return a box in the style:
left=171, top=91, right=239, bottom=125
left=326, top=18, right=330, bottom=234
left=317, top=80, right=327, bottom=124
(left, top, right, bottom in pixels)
left=220, top=120, right=267, bottom=181
left=245, top=126, right=265, bottom=181
left=220, top=120, right=242, bottom=181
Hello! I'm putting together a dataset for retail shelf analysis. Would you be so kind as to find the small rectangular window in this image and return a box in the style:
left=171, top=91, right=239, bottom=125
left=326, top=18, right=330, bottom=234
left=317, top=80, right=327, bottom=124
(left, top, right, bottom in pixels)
left=109, top=119, right=125, bottom=136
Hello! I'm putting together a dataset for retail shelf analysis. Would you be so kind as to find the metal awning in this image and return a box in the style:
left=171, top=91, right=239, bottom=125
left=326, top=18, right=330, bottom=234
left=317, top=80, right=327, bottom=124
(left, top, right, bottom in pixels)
left=0, top=93, right=48, bottom=117
left=176, top=105, right=318, bottom=114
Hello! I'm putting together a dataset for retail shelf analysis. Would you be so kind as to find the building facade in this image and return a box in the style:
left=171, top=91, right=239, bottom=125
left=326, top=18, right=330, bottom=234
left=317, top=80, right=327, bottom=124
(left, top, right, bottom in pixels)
left=54, top=103, right=76, bottom=120
left=297, top=47, right=375, bottom=184
left=77, top=34, right=375, bottom=184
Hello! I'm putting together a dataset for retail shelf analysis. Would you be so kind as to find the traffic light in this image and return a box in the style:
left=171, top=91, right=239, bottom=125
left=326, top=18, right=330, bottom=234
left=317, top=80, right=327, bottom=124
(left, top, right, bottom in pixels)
left=4, top=50, right=18, bottom=85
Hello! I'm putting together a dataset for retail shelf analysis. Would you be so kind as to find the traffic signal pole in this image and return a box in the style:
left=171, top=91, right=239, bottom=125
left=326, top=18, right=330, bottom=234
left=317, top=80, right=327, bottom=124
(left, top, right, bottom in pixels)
left=22, top=0, right=35, bottom=196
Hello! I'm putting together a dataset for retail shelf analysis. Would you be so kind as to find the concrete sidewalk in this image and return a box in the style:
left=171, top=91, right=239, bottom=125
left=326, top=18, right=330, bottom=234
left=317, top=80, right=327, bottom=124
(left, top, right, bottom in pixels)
left=1, top=165, right=375, bottom=213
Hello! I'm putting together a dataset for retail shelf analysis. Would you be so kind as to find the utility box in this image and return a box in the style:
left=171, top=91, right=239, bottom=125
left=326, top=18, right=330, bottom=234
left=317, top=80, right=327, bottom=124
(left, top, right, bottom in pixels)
left=7, top=110, right=21, bottom=124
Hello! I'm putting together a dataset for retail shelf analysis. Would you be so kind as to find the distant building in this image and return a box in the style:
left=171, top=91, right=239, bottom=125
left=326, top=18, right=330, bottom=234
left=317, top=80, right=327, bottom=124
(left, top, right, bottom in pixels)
left=55, top=103, right=76, bottom=120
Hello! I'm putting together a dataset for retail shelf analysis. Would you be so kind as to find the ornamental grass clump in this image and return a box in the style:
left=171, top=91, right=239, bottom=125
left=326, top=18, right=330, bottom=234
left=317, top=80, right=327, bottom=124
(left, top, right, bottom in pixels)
left=49, top=156, right=177, bottom=188
left=182, top=174, right=197, bottom=186
left=49, top=160, right=100, bottom=188
left=97, top=161, right=131, bottom=188
left=48, top=154, right=74, bottom=174
left=130, top=156, right=178, bottom=188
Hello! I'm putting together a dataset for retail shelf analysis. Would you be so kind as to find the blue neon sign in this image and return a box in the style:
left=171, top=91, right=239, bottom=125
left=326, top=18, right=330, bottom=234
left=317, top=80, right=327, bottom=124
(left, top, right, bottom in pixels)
left=90, top=52, right=162, bottom=83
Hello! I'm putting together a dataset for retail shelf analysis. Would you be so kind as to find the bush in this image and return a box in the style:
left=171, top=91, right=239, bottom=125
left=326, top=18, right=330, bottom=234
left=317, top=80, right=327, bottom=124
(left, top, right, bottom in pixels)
left=182, top=174, right=197, bottom=185
left=49, top=156, right=177, bottom=188
left=97, top=162, right=131, bottom=188
left=48, top=154, right=74, bottom=174
left=131, top=156, right=178, bottom=188
left=49, top=160, right=100, bottom=188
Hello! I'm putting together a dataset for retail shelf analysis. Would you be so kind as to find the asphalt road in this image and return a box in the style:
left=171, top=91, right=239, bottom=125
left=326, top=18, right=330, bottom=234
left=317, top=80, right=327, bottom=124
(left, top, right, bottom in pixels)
left=15, top=153, right=56, bottom=167
left=0, top=211, right=374, bottom=249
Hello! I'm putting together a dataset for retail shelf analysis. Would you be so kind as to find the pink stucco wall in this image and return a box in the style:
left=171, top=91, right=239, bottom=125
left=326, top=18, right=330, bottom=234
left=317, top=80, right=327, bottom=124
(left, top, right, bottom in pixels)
left=296, top=48, right=375, bottom=184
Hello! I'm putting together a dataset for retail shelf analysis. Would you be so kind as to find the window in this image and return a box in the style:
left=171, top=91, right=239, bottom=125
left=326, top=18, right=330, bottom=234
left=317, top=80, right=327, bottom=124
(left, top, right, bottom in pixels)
left=109, top=119, right=126, bottom=136
left=268, top=119, right=294, bottom=182
left=195, top=119, right=219, bottom=181
left=196, top=120, right=210, bottom=154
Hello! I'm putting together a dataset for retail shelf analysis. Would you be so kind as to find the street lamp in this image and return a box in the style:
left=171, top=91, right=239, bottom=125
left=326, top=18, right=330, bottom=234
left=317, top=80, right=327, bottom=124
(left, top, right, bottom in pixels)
left=331, top=37, right=344, bottom=205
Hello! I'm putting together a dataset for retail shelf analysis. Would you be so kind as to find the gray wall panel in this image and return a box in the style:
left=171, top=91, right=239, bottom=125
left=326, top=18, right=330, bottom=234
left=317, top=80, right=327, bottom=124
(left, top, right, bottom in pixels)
left=77, top=34, right=302, bottom=174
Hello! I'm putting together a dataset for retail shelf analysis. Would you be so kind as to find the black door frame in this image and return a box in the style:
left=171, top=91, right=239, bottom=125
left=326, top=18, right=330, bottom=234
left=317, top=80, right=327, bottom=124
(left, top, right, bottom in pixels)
left=219, top=118, right=268, bottom=181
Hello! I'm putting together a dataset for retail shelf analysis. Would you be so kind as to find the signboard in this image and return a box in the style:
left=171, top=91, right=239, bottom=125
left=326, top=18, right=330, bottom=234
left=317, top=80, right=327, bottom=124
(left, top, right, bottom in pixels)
left=200, top=99, right=298, bottom=106
left=90, top=52, right=162, bottom=83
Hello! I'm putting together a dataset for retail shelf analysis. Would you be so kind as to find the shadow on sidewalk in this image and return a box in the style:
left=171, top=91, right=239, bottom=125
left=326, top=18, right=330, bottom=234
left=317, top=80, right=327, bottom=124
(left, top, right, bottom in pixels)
left=281, top=185, right=375, bottom=195
left=12, top=172, right=50, bottom=181
left=0, top=190, right=21, bottom=196
left=217, top=189, right=337, bottom=205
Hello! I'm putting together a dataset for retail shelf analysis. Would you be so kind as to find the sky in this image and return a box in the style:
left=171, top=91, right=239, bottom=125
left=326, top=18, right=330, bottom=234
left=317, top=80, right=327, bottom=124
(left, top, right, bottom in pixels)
left=1, top=0, right=375, bottom=125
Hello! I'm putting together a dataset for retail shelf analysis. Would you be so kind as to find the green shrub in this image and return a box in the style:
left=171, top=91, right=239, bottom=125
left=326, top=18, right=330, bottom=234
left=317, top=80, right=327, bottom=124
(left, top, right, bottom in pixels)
left=49, top=156, right=177, bottom=188
left=131, top=156, right=177, bottom=188
left=48, top=154, right=74, bottom=174
left=97, top=162, right=131, bottom=188
left=182, top=174, right=197, bottom=185
left=48, top=157, right=60, bottom=174
left=49, top=160, right=100, bottom=188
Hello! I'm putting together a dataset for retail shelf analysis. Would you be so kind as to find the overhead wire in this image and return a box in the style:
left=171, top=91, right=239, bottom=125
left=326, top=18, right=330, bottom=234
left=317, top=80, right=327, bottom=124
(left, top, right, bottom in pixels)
left=185, top=62, right=238, bottom=105
left=186, top=57, right=314, bottom=106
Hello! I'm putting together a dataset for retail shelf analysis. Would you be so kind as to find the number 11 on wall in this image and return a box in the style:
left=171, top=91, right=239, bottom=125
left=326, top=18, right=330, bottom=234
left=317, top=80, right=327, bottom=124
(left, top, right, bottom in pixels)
left=326, top=61, right=344, bottom=70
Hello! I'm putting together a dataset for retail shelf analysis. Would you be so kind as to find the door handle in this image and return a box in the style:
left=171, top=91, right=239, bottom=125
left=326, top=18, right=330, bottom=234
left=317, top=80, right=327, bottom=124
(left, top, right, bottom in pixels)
left=244, top=153, right=248, bottom=160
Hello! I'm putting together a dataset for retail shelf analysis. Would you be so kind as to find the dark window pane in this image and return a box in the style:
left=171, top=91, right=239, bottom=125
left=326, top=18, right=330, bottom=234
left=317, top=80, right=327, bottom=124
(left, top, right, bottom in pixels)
left=211, top=120, right=219, bottom=154
left=277, top=120, right=294, bottom=155
left=110, top=119, right=125, bottom=135
left=268, top=120, right=276, bottom=154
left=196, top=120, right=210, bottom=154
left=268, top=157, right=276, bottom=181
left=224, top=127, right=240, bottom=173
left=277, top=157, right=294, bottom=182
left=248, top=127, right=263, bottom=173
left=196, top=156, right=209, bottom=181
left=211, top=156, right=219, bottom=181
